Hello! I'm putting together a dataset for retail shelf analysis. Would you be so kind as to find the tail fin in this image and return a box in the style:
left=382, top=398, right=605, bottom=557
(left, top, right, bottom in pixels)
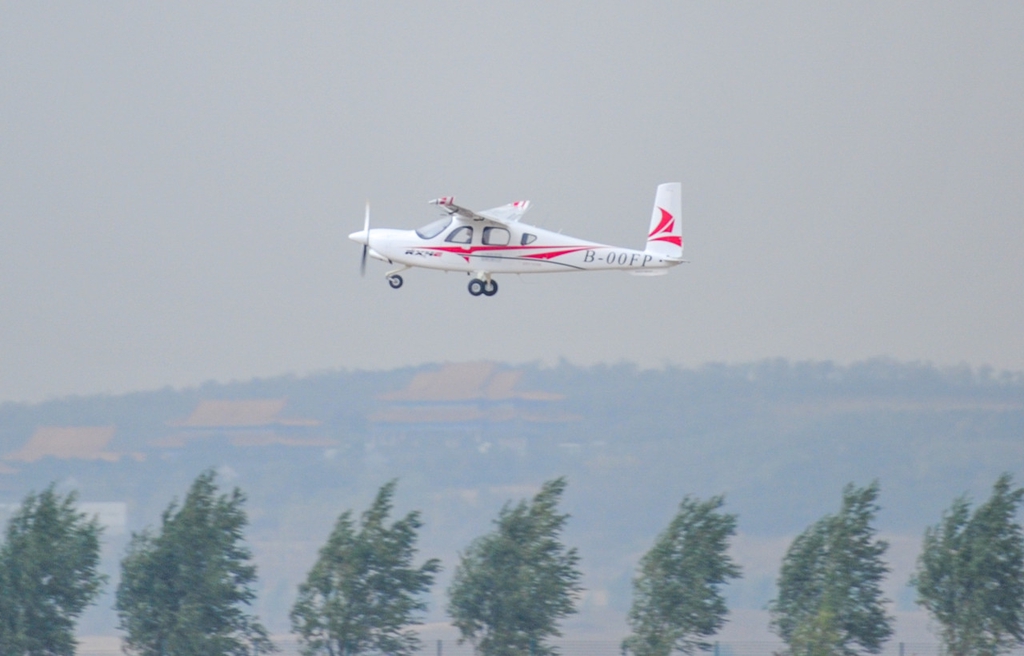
left=645, top=182, right=683, bottom=258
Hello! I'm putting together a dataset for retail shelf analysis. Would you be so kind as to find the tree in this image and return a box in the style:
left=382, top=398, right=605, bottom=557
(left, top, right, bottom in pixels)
left=786, top=607, right=845, bottom=656
left=290, top=480, right=441, bottom=656
left=0, top=486, right=106, bottom=656
left=911, top=473, right=1024, bottom=656
left=447, top=478, right=582, bottom=656
left=622, top=495, right=741, bottom=656
left=115, top=470, right=275, bottom=656
left=769, top=482, right=893, bottom=656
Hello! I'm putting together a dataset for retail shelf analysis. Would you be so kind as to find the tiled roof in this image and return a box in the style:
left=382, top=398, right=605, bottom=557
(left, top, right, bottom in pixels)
left=6, top=426, right=120, bottom=462
left=172, top=399, right=320, bottom=428
left=379, top=363, right=563, bottom=402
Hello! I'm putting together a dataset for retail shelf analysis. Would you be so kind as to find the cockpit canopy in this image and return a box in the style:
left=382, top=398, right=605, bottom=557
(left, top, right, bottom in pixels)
left=416, top=216, right=452, bottom=240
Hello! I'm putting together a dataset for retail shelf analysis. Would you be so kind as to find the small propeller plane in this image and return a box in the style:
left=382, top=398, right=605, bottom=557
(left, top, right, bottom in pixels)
left=349, top=182, right=685, bottom=296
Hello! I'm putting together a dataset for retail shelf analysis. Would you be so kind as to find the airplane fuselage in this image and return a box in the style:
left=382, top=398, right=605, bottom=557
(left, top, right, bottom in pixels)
left=348, top=182, right=685, bottom=295
left=360, top=221, right=680, bottom=276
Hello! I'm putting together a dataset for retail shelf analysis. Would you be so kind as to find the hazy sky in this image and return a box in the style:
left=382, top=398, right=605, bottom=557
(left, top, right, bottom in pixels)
left=2, top=2, right=1022, bottom=402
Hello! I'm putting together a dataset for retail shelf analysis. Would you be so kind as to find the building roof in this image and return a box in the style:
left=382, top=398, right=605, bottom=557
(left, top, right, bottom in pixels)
left=6, top=426, right=121, bottom=463
left=171, top=399, right=321, bottom=428
left=372, top=363, right=574, bottom=425
left=378, top=362, right=563, bottom=402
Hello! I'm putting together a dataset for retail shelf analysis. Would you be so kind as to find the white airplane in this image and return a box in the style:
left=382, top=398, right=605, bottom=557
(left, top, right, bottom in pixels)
left=349, top=182, right=685, bottom=296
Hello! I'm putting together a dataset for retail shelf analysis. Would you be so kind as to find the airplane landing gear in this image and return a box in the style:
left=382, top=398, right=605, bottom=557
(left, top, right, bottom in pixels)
left=468, top=278, right=498, bottom=297
left=383, top=265, right=410, bottom=289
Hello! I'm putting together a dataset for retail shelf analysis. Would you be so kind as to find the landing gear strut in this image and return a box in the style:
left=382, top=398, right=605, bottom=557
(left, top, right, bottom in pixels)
left=384, top=265, right=410, bottom=290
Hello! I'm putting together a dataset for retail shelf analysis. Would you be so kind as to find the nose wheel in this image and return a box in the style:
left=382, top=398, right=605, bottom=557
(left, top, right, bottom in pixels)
left=468, top=279, right=498, bottom=296
left=383, top=266, right=409, bottom=289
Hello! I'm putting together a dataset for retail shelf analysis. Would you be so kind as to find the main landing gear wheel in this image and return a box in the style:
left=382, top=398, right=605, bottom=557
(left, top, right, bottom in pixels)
left=388, top=275, right=403, bottom=289
left=468, top=279, right=498, bottom=296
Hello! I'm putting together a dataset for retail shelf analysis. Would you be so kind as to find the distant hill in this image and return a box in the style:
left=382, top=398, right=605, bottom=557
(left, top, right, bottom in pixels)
left=0, top=359, right=1021, bottom=640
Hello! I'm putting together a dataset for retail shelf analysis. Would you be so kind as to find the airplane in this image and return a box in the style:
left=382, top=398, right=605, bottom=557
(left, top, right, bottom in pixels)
left=348, top=182, right=685, bottom=296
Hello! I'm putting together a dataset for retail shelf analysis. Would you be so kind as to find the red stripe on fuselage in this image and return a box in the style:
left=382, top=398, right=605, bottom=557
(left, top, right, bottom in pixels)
left=521, top=247, right=592, bottom=260
left=417, top=244, right=593, bottom=259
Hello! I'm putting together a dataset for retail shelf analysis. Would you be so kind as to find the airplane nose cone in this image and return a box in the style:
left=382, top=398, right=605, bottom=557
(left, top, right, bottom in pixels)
left=348, top=229, right=368, bottom=245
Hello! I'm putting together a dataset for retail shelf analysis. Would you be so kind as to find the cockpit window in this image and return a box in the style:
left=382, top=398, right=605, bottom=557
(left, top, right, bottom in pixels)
left=416, top=216, right=452, bottom=240
left=483, top=227, right=511, bottom=246
left=521, top=233, right=537, bottom=245
left=445, top=226, right=474, bottom=244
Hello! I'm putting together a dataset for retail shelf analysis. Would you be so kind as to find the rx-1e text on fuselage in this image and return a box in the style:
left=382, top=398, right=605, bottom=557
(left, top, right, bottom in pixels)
left=348, top=182, right=686, bottom=296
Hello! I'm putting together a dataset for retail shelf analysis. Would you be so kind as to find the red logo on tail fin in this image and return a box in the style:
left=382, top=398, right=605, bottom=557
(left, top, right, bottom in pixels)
left=648, top=207, right=682, bottom=248
left=649, top=208, right=677, bottom=238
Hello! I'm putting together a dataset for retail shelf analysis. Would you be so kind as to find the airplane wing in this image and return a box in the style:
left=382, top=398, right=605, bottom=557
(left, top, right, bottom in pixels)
left=427, top=197, right=531, bottom=223
left=479, top=200, right=531, bottom=223
left=427, top=197, right=486, bottom=221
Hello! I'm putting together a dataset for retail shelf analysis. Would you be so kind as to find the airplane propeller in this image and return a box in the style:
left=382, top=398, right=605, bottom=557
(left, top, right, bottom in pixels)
left=360, top=201, right=369, bottom=277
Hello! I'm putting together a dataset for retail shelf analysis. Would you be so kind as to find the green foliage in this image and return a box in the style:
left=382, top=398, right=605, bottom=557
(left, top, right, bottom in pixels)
left=447, top=477, right=582, bottom=656
left=622, top=495, right=741, bottom=656
left=788, top=607, right=844, bottom=656
left=0, top=486, right=106, bottom=656
left=911, top=473, right=1024, bottom=656
left=290, top=480, right=441, bottom=656
left=115, top=470, right=275, bottom=656
left=769, top=482, right=893, bottom=656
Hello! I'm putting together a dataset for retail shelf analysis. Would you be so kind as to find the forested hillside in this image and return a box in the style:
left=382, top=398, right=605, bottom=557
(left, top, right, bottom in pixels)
left=0, top=359, right=1021, bottom=640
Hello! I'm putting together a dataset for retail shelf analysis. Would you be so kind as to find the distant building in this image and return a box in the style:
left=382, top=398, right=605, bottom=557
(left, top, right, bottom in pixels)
left=371, top=362, right=577, bottom=439
left=160, top=398, right=330, bottom=448
left=4, top=426, right=136, bottom=464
